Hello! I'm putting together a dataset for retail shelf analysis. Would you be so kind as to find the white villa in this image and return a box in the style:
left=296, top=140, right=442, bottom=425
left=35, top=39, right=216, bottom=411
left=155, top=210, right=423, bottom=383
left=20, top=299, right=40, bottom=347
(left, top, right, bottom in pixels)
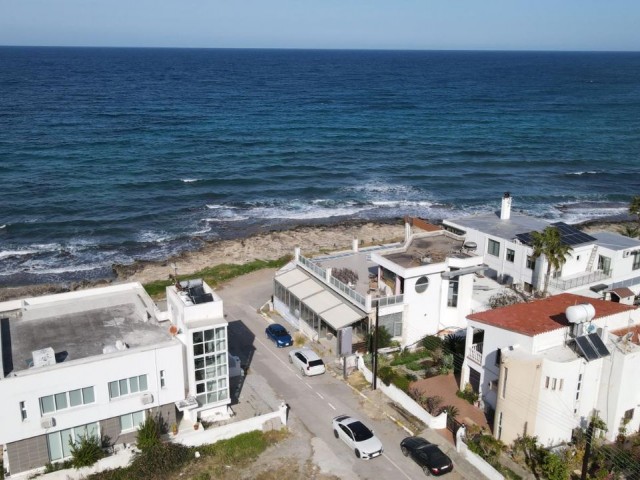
left=0, top=279, right=231, bottom=476
left=273, top=219, right=487, bottom=349
left=443, top=193, right=640, bottom=298
left=461, top=293, right=640, bottom=446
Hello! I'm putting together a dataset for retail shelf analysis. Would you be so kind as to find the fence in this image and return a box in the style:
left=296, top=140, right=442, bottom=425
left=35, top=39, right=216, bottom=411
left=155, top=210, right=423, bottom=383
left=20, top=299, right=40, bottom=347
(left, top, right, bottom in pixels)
left=549, top=269, right=610, bottom=291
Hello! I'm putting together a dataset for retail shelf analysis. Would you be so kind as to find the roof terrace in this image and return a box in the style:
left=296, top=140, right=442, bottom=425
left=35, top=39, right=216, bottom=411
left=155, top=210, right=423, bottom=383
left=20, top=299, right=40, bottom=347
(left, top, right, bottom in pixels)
left=381, top=232, right=470, bottom=269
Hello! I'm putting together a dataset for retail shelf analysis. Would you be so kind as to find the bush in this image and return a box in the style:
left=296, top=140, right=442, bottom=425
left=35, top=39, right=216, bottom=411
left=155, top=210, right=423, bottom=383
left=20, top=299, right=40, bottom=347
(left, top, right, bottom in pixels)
left=136, top=415, right=163, bottom=451
left=377, top=366, right=394, bottom=386
left=127, top=442, right=192, bottom=479
left=70, top=434, right=105, bottom=468
left=456, top=384, right=479, bottom=404
left=198, top=430, right=269, bottom=463
left=368, top=326, right=393, bottom=351
left=421, top=335, right=443, bottom=352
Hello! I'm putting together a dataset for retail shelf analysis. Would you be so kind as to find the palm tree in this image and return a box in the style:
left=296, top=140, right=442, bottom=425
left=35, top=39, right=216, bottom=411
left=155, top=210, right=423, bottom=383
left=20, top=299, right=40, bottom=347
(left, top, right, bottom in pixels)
left=629, top=195, right=640, bottom=220
left=619, top=224, right=640, bottom=239
left=530, top=226, right=572, bottom=296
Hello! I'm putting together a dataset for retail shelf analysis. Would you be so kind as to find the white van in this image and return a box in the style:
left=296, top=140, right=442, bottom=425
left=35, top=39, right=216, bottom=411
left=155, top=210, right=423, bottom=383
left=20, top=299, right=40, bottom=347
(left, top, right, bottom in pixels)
left=288, top=348, right=326, bottom=376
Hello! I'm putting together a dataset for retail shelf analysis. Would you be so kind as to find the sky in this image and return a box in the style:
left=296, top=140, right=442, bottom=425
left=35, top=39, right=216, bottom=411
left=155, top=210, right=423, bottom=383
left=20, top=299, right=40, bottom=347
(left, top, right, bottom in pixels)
left=1, top=0, right=639, bottom=51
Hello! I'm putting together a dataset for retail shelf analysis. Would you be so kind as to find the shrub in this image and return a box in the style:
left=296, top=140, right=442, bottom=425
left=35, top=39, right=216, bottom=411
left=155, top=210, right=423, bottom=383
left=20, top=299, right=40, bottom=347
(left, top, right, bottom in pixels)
left=467, top=434, right=506, bottom=466
left=377, top=366, right=394, bottom=386
left=127, top=442, right=192, bottom=479
left=442, top=405, right=460, bottom=419
left=425, top=396, right=443, bottom=415
left=368, top=326, right=393, bottom=351
left=421, top=335, right=443, bottom=352
left=70, top=434, right=105, bottom=468
left=392, top=374, right=411, bottom=392
left=456, top=384, right=479, bottom=404
left=137, top=415, right=163, bottom=451
left=198, top=430, right=268, bottom=463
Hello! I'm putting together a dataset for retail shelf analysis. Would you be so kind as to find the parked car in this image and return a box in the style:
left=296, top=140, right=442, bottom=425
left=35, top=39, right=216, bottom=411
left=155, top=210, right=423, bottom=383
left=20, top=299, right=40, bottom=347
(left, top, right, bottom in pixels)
left=332, top=415, right=383, bottom=459
left=400, top=436, right=453, bottom=476
left=265, top=323, right=293, bottom=347
left=288, top=348, right=326, bottom=376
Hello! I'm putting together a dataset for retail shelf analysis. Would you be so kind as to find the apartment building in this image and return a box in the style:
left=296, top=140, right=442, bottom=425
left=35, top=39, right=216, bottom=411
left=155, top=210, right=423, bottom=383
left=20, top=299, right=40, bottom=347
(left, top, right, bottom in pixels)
left=0, top=279, right=230, bottom=476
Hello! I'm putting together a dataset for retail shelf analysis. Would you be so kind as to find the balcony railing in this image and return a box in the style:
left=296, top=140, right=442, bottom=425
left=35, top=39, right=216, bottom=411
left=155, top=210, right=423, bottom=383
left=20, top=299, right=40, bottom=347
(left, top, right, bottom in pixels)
left=467, top=343, right=483, bottom=364
left=372, top=294, right=404, bottom=308
left=549, top=269, right=611, bottom=291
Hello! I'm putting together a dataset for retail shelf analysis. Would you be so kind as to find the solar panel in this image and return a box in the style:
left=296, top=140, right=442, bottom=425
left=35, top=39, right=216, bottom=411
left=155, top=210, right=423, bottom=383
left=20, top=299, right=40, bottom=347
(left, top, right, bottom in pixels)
left=587, top=333, right=610, bottom=358
left=515, top=222, right=596, bottom=247
left=575, top=335, right=599, bottom=361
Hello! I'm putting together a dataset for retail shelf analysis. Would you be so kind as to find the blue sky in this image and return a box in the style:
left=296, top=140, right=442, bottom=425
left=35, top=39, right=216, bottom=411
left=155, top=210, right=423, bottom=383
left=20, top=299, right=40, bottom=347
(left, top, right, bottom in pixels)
left=1, top=0, right=639, bottom=51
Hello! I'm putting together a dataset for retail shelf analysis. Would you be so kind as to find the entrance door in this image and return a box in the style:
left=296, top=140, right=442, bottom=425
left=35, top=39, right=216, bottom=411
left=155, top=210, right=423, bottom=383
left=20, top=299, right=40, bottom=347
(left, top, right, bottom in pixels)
left=469, top=368, right=481, bottom=393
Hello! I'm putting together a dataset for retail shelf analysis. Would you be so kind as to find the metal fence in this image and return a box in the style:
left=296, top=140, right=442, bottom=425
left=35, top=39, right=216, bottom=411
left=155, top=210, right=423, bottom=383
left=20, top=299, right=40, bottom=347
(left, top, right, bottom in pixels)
left=549, top=269, right=611, bottom=291
left=372, top=294, right=404, bottom=308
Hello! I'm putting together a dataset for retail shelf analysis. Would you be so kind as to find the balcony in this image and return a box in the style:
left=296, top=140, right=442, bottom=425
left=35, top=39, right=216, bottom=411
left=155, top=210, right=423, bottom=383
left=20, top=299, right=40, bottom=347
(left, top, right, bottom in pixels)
left=548, top=269, right=611, bottom=291
left=467, top=342, right=483, bottom=364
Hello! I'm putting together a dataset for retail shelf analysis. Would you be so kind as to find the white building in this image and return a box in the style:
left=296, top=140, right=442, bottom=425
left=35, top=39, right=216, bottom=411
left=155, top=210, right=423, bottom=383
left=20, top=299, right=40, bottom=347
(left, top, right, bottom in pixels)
left=273, top=219, right=486, bottom=349
left=443, top=193, right=640, bottom=298
left=0, top=279, right=230, bottom=476
left=461, top=293, right=640, bottom=446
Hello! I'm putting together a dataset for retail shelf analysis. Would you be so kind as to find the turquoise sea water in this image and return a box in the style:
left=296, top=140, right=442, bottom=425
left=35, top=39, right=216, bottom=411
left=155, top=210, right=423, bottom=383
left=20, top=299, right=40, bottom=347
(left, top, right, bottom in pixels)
left=1, top=48, right=639, bottom=285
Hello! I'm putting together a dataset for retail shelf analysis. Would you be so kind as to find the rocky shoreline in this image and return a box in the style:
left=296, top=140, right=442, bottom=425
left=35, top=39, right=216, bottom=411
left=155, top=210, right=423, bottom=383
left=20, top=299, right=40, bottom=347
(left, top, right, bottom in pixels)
left=0, top=216, right=636, bottom=303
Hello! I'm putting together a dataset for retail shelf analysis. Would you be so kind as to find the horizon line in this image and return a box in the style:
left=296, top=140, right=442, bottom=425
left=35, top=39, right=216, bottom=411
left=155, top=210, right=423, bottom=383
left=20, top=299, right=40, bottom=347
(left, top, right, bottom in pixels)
left=1, top=44, right=639, bottom=54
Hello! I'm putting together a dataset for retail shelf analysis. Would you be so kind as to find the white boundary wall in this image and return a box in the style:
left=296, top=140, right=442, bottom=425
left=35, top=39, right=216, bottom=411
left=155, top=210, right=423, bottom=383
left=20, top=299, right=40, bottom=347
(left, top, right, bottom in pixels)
left=455, top=426, right=504, bottom=480
left=356, top=355, right=447, bottom=429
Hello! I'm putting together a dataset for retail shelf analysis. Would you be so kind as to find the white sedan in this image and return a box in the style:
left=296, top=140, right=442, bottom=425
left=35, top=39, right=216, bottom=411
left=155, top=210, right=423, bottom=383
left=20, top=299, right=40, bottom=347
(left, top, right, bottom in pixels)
left=332, top=415, right=383, bottom=459
left=288, top=348, right=326, bottom=376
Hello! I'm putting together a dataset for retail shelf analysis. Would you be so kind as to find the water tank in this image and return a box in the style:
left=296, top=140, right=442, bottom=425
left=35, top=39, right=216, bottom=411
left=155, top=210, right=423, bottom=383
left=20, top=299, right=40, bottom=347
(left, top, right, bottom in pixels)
left=565, top=304, right=596, bottom=324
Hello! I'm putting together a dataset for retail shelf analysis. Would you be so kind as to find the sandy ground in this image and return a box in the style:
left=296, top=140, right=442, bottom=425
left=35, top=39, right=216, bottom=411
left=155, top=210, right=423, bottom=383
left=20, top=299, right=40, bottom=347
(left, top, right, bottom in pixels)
left=0, top=217, right=637, bottom=302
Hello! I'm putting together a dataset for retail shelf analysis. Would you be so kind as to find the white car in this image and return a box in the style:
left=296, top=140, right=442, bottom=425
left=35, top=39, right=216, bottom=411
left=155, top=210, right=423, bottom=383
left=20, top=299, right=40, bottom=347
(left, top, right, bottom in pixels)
left=288, top=348, right=326, bottom=376
left=332, top=415, right=383, bottom=459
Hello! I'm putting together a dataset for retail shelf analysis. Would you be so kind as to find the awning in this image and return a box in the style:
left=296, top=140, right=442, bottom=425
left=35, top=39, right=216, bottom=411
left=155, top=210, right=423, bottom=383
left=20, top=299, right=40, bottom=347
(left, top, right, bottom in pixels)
left=275, top=268, right=366, bottom=330
left=607, top=287, right=635, bottom=298
left=590, top=283, right=609, bottom=293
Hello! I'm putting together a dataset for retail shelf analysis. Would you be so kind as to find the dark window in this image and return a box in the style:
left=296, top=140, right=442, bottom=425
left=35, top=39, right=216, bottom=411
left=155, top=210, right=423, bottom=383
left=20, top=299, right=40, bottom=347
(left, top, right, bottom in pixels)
left=624, top=408, right=634, bottom=421
left=488, top=239, right=500, bottom=257
left=526, top=256, right=535, bottom=269
left=495, top=349, right=502, bottom=366
left=415, top=276, right=429, bottom=293
left=447, top=275, right=459, bottom=307
left=633, top=253, right=640, bottom=271
left=506, top=249, right=515, bottom=263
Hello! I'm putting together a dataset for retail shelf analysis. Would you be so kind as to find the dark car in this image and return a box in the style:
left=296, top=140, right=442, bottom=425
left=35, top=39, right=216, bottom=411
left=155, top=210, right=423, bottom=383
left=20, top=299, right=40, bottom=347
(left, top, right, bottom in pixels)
left=400, top=436, right=453, bottom=476
left=265, top=323, right=293, bottom=347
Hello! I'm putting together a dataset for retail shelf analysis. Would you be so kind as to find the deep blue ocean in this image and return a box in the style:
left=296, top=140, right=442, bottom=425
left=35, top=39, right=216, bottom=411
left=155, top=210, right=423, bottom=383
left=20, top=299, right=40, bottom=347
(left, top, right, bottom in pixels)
left=1, top=47, right=640, bottom=286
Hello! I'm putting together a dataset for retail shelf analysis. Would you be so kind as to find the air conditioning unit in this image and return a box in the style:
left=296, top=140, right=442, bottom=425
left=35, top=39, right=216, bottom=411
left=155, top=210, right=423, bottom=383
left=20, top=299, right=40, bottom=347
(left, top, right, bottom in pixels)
left=41, top=417, right=56, bottom=429
left=141, top=392, right=154, bottom=405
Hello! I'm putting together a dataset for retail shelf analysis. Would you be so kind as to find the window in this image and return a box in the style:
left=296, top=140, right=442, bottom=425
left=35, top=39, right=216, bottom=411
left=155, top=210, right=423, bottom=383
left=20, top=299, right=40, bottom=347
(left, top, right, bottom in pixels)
left=597, top=255, right=611, bottom=274
left=415, top=276, right=429, bottom=293
left=551, top=378, right=557, bottom=390
left=193, top=326, right=229, bottom=406
left=633, top=253, right=640, bottom=271
left=495, top=349, right=502, bottom=366
left=160, top=370, right=166, bottom=388
left=488, top=239, right=500, bottom=257
left=47, top=422, right=99, bottom=462
left=624, top=408, right=634, bottom=422
left=545, top=376, right=550, bottom=389
left=506, top=249, right=515, bottom=263
left=447, top=275, right=459, bottom=307
left=40, top=387, right=95, bottom=414
left=109, top=375, right=148, bottom=399
left=502, top=368, right=508, bottom=398
left=119, top=411, right=145, bottom=432
left=559, top=379, right=564, bottom=391
left=526, top=256, right=535, bottom=269
left=20, top=401, right=27, bottom=421
left=497, top=412, right=503, bottom=440
left=576, top=373, right=582, bottom=401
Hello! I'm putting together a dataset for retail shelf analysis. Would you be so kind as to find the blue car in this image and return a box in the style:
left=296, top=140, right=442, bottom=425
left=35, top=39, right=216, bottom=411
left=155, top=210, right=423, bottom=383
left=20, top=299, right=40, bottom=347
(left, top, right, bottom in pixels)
left=265, top=323, right=293, bottom=347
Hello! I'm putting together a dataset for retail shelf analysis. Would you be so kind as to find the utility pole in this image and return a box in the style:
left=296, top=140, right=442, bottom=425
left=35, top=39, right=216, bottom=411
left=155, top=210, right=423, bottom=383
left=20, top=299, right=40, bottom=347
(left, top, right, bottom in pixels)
left=372, top=303, right=379, bottom=390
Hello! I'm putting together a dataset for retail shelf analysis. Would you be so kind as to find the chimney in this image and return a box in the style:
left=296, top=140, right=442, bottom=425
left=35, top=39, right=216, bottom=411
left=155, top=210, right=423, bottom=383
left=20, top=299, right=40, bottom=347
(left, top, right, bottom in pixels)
left=500, top=192, right=512, bottom=220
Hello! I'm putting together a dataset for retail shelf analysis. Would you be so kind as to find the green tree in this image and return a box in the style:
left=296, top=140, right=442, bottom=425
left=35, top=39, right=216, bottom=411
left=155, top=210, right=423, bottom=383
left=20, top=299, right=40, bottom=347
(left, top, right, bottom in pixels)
left=629, top=195, right=640, bottom=223
left=619, top=224, right=640, bottom=238
left=530, top=226, right=572, bottom=296
left=368, top=325, right=392, bottom=351
left=540, top=451, right=570, bottom=480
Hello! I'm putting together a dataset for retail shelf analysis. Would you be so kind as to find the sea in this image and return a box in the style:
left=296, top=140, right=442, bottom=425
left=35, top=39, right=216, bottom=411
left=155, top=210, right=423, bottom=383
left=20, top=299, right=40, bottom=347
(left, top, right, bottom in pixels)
left=1, top=47, right=640, bottom=287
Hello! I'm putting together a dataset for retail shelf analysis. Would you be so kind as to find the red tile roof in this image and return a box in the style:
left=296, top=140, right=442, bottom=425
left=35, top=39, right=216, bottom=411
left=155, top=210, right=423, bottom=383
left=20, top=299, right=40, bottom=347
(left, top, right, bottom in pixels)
left=468, top=293, right=636, bottom=337
left=610, top=325, right=640, bottom=345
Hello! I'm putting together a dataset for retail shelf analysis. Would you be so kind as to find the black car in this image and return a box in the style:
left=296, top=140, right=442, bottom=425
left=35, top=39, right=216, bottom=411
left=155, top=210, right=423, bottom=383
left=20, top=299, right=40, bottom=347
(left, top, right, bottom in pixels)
left=400, top=436, right=453, bottom=476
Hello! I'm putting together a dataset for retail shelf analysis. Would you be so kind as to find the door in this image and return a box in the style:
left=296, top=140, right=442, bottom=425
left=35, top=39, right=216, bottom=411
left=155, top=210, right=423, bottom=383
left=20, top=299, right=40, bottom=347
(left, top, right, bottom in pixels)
left=469, top=368, right=481, bottom=393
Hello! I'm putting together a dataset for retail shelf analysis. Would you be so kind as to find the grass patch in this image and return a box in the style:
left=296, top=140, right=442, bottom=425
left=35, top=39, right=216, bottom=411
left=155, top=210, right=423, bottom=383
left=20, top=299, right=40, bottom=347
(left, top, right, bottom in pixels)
left=143, top=256, right=291, bottom=298
left=389, top=349, right=431, bottom=366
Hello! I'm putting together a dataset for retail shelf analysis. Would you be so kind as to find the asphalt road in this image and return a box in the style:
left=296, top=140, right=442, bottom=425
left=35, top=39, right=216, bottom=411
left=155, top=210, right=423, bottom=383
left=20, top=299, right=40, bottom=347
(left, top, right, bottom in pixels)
left=219, top=269, right=470, bottom=480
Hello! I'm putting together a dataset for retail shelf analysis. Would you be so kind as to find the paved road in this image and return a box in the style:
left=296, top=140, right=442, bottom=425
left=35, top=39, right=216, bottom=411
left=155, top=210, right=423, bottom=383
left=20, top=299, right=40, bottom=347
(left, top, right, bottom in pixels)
left=218, top=269, right=474, bottom=480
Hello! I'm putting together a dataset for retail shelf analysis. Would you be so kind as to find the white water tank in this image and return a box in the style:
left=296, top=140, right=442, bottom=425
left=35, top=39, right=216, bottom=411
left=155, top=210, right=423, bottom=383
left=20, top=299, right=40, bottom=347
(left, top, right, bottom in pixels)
left=565, top=303, right=596, bottom=324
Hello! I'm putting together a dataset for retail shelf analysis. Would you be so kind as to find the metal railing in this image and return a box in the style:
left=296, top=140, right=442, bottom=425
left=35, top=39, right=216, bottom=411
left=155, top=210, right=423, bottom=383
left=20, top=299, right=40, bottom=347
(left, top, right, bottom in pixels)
left=549, top=269, right=611, bottom=291
left=467, top=343, right=483, bottom=364
left=372, top=294, right=404, bottom=308
left=298, top=255, right=326, bottom=279
left=329, top=276, right=367, bottom=307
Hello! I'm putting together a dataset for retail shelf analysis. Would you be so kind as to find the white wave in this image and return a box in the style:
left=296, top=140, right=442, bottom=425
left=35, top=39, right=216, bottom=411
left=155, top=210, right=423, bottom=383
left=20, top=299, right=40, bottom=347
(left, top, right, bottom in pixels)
left=0, top=249, right=38, bottom=260
left=0, top=224, right=6, bottom=229
left=192, top=226, right=212, bottom=235
left=28, top=264, right=106, bottom=275
left=206, top=204, right=240, bottom=210
left=181, top=178, right=201, bottom=183
left=567, top=171, right=599, bottom=176
left=137, top=230, right=172, bottom=243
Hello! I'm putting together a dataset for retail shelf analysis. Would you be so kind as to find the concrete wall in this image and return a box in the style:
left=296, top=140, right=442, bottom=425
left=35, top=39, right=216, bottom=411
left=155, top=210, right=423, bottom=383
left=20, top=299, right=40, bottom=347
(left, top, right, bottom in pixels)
left=6, top=435, right=49, bottom=475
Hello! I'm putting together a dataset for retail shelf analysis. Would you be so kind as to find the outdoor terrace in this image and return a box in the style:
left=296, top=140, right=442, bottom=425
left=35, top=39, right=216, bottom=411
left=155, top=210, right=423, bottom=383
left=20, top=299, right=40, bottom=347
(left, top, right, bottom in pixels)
left=381, top=233, right=470, bottom=269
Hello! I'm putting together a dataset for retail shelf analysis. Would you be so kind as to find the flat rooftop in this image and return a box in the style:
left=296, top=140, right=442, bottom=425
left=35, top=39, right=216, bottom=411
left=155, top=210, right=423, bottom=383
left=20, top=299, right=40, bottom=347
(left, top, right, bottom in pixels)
left=591, top=232, right=640, bottom=251
left=1, top=292, right=173, bottom=376
left=445, top=212, right=550, bottom=241
left=381, top=233, right=469, bottom=269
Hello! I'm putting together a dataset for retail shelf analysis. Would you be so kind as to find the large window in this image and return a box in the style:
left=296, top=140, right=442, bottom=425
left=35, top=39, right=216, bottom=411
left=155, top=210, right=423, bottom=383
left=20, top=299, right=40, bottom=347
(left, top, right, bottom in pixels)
left=598, top=255, right=611, bottom=274
left=447, top=275, right=459, bottom=307
left=193, top=327, right=229, bottom=405
left=633, top=253, right=640, bottom=271
left=47, top=422, right=99, bottom=462
left=379, top=312, right=403, bottom=337
left=40, top=387, right=95, bottom=414
left=109, top=375, right=148, bottom=399
left=120, top=411, right=145, bottom=432
left=526, top=256, right=535, bottom=270
left=487, top=239, right=500, bottom=257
